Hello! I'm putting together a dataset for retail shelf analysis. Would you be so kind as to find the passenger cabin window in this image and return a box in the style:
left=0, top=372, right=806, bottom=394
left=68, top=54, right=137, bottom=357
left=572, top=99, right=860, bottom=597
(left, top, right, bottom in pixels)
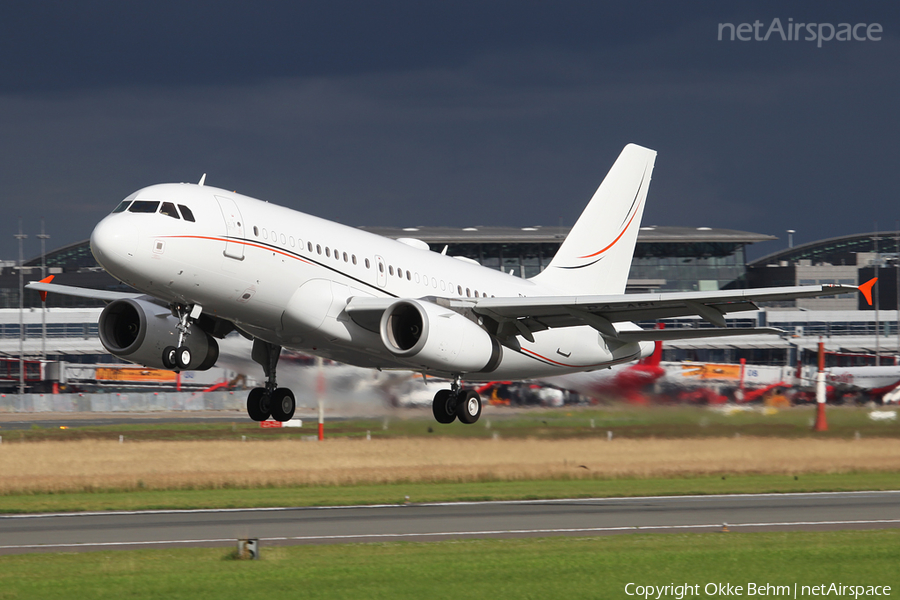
left=112, top=200, right=131, bottom=213
left=159, top=202, right=180, bottom=219
left=128, top=200, right=160, bottom=213
left=253, top=226, right=259, bottom=237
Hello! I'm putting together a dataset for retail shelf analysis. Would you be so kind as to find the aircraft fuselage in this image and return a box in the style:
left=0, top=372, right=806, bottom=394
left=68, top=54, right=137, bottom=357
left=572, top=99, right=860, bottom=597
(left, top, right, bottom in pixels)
left=90, top=183, right=649, bottom=381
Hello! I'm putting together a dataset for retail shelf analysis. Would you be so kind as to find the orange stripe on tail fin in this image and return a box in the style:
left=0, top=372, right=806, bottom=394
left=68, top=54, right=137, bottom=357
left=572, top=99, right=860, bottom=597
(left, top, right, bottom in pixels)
left=858, top=277, right=877, bottom=306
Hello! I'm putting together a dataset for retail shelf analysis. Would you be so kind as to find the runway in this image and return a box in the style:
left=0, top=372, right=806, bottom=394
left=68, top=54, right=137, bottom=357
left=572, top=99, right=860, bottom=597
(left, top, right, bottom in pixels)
left=2, top=491, right=899, bottom=554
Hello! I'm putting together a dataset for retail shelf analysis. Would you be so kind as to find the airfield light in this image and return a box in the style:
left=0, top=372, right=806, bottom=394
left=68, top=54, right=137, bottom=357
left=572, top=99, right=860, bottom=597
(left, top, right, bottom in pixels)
left=15, top=219, right=26, bottom=396
left=813, top=340, right=828, bottom=432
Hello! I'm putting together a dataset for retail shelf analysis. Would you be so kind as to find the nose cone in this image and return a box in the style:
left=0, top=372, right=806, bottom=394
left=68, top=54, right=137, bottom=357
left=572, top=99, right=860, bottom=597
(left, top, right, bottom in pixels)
left=91, top=216, right=139, bottom=276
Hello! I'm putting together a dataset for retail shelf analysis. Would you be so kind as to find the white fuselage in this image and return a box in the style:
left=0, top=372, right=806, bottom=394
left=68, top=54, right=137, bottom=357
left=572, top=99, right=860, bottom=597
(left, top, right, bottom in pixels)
left=90, top=183, right=650, bottom=381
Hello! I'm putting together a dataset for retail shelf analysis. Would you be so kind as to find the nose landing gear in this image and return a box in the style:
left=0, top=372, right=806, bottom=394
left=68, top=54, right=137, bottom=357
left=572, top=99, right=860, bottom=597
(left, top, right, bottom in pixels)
left=161, top=304, right=199, bottom=371
left=246, top=339, right=296, bottom=422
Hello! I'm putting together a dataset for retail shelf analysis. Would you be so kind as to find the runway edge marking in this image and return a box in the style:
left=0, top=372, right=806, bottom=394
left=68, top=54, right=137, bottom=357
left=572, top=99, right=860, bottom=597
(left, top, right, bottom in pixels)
left=2, top=519, right=900, bottom=551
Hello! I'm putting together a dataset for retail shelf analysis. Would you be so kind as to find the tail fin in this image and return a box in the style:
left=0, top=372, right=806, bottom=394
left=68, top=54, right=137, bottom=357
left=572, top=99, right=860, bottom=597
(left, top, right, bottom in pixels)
left=639, top=323, right=664, bottom=366
left=530, top=144, right=656, bottom=294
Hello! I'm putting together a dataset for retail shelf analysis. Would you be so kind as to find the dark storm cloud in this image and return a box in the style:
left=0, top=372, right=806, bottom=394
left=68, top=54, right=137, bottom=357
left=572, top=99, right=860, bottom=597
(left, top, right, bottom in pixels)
left=1, top=1, right=899, bottom=260
left=3, top=1, right=718, bottom=91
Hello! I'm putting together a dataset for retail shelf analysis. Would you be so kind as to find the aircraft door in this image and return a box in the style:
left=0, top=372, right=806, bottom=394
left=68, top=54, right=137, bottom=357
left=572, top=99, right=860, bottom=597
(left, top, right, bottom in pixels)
left=375, top=255, right=387, bottom=288
left=215, top=196, right=245, bottom=260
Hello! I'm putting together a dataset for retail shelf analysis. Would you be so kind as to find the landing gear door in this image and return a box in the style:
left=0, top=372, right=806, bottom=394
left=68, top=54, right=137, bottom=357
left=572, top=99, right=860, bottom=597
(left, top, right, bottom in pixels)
left=215, top=196, right=245, bottom=260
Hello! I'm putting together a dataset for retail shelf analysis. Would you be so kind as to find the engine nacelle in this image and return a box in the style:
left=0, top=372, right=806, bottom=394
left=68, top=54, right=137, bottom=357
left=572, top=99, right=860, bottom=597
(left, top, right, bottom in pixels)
left=98, top=298, right=219, bottom=371
left=379, top=299, right=501, bottom=373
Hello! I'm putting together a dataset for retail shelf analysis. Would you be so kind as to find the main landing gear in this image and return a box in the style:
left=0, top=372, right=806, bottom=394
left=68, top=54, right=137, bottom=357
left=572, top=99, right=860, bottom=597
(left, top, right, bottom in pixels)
left=161, top=303, right=196, bottom=371
left=432, top=377, right=482, bottom=425
left=246, top=339, right=296, bottom=422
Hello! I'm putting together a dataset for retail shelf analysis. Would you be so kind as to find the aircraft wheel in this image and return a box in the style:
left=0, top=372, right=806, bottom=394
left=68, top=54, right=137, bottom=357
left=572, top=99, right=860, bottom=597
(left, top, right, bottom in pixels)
left=432, top=389, right=457, bottom=424
left=271, top=388, right=296, bottom=422
left=162, top=346, right=177, bottom=370
left=247, top=387, right=271, bottom=421
left=175, top=346, right=192, bottom=370
left=457, top=390, right=482, bottom=425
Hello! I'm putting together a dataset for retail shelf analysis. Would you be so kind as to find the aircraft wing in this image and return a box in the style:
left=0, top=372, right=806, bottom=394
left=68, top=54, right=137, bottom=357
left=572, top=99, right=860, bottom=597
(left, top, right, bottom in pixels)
left=345, top=283, right=864, bottom=343
left=26, top=280, right=142, bottom=302
left=458, top=283, right=862, bottom=342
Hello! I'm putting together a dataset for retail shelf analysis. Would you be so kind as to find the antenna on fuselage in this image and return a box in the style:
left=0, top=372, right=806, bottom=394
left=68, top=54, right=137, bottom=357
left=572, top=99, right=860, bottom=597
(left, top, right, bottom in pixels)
left=198, top=173, right=207, bottom=186
left=441, top=245, right=448, bottom=255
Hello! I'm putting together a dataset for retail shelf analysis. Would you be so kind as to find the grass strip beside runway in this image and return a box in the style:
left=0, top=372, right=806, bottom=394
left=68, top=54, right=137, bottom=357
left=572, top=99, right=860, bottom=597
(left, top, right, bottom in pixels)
left=0, top=471, right=898, bottom=514
left=0, top=530, right=898, bottom=599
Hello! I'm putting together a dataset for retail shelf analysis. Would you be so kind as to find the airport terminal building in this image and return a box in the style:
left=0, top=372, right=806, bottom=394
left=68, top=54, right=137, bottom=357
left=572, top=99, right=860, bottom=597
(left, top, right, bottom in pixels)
left=1, top=227, right=898, bottom=381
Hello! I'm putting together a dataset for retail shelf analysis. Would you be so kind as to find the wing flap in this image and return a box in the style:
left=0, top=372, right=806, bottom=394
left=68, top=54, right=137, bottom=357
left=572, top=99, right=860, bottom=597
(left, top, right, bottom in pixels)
left=615, top=327, right=783, bottom=342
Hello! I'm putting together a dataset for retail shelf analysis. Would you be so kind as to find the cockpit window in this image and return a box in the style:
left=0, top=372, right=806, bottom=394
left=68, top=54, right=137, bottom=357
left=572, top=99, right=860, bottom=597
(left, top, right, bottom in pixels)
left=159, top=202, right=180, bottom=219
left=178, top=205, right=196, bottom=222
left=128, top=200, right=160, bottom=213
left=112, top=200, right=131, bottom=213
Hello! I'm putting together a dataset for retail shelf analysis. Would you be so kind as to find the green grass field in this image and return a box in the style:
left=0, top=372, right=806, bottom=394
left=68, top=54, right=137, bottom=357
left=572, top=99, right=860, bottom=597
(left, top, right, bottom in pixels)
left=0, top=530, right=897, bottom=599
left=5, top=404, right=899, bottom=442
left=2, top=405, right=899, bottom=514
left=1, top=471, right=898, bottom=515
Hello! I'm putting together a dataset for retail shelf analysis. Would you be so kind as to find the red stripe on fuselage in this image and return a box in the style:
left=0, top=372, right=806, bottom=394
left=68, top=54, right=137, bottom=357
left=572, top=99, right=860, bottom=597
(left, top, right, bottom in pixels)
left=520, top=347, right=617, bottom=369
left=160, top=235, right=315, bottom=266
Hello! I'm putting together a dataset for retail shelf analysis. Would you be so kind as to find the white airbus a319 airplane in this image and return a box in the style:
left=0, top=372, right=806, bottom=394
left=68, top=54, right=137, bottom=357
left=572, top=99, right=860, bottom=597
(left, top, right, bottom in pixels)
left=29, top=144, right=863, bottom=424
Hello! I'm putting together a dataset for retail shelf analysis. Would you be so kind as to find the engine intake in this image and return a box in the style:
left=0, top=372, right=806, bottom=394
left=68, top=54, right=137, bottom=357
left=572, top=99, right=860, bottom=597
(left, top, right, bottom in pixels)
left=380, top=299, right=500, bottom=373
left=99, top=298, right=219, bottom=371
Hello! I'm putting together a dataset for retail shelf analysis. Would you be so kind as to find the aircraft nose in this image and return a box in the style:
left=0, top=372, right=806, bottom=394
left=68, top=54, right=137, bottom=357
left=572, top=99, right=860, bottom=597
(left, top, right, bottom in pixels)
left=90, top=216, right=139, bottom=272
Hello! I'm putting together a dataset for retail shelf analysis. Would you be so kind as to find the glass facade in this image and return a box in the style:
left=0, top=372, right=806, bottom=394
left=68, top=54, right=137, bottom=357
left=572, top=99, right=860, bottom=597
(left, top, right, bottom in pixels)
left=445, top=242, right=561, bottom=279
left=446, top=240, right=747, bottom=291
left=630, top=243, right=745, bottom=291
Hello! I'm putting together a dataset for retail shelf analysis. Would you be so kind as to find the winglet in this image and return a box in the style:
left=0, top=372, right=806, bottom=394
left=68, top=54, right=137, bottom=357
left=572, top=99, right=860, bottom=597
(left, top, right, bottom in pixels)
left=37, top=275, right=55, bottom=302
left=858, top=277, right=877, bottom=306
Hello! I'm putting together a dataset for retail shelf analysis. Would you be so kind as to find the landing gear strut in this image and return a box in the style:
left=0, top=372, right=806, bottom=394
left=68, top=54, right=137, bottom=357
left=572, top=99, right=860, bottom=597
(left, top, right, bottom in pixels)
left=162, top=303, right=196, bottom=371
left=246, top=339, right=295, bottom=422
left=431, top=377, right=482, bottom=425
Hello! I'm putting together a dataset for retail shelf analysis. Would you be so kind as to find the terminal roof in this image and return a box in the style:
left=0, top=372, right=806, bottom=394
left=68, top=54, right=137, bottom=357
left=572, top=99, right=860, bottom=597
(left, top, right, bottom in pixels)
left=358, top=225, right=776, bottom=245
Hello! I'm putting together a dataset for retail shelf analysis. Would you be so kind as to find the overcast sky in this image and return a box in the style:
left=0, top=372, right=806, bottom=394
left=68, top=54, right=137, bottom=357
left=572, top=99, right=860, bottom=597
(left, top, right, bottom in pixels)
left=1, top=1, right=898, bottom=261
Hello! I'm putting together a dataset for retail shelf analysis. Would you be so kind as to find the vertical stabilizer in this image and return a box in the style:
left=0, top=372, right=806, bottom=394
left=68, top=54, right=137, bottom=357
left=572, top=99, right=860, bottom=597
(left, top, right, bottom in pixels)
left=531, top=144, right=656, bottom=295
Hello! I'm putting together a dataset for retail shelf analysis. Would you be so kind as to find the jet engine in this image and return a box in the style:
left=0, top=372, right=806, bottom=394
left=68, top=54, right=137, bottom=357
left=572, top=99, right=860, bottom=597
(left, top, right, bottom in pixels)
left=98, top=298, right=219, bottom=371
left=379, top=299, right=501, bottom=373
